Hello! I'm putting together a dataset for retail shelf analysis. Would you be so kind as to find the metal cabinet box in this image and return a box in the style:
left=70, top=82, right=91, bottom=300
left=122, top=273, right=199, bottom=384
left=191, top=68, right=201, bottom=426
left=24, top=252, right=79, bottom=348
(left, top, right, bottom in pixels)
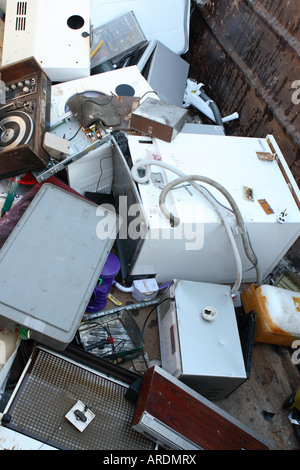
left=157, top=281, right=248, bottom=400
left=131, top=97, right=188, bottom=142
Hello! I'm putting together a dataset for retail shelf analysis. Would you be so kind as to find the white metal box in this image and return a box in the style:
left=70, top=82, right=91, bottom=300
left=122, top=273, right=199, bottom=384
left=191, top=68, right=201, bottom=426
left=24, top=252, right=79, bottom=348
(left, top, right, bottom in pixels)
left=2, top=0, right=91, bottom=82
left=126, top=131, right=300, bottom=284
left=157, top=280, right=247, bottom=400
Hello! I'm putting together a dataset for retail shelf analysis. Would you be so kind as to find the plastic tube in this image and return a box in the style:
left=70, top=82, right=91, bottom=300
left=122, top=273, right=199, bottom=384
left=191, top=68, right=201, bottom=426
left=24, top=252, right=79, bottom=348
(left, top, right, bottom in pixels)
left=183, top=79, right=239, bottom=124
left=113, top=280, right=133, bottom=293
left=198, top=89, right=224, bottom=128
left=114, top=280, right=171, bottom=293
left=131, top=160, right=250, bottom=294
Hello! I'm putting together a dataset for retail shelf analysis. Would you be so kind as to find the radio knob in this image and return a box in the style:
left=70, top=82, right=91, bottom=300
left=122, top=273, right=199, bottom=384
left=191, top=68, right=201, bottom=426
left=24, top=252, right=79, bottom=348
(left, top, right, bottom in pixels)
left=22, top=86, right=30, bottom=93
left=18, top=82, right=23, bottom=87
left=10, top=84, right=16, bottom=90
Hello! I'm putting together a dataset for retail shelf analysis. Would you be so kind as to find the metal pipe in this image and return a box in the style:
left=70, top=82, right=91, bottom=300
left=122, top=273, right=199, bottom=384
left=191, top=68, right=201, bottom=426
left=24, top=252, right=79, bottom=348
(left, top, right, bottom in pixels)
left=82, top=296, right=163, bottom=321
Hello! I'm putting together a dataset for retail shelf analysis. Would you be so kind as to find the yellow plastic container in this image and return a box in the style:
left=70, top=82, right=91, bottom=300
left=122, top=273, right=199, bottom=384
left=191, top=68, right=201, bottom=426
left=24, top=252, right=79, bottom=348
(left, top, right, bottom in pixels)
left=241, top=284, right=300, bottom=346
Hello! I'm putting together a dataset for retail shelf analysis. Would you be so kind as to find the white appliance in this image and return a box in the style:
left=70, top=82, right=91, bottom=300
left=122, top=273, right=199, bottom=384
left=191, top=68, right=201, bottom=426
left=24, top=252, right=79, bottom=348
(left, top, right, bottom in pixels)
left=50, top=65, right=155, bottom=127
left=124, top=131, right=300, bottom=285
left=2, top=0, right=91, bottom=82
left=157, top=280, right=248, bottom=400
left=90, top=0, right=191, bottom=55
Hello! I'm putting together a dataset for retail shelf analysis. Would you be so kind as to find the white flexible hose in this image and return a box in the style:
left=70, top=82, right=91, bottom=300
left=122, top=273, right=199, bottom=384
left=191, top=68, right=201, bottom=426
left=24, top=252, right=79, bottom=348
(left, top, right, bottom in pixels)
left=113, top=280, right=133, bottom=293
left=131, top=159, right=248, bottom=295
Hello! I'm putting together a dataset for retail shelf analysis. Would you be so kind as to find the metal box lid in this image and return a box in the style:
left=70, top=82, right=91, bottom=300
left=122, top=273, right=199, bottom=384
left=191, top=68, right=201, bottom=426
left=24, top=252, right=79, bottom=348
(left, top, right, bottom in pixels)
left=0, top=184, right=119, bottom=349
left=131, top=97, right=188, bottom=142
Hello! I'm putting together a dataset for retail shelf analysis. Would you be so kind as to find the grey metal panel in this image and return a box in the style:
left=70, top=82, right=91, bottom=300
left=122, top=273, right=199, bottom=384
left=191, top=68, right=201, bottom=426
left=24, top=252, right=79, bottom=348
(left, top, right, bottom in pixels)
left=111, top=136, right=148, bottom=281
left=145, top=41, right=190, bottom=106
left=0, top=183, right=118, bottom=349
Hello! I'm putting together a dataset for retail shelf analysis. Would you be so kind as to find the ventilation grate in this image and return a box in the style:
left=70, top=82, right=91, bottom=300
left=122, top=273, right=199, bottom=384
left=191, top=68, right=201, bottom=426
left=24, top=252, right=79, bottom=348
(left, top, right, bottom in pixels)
left=4, top=348, right=154, bottom=450
left=15, top=2, right=27, bottom=31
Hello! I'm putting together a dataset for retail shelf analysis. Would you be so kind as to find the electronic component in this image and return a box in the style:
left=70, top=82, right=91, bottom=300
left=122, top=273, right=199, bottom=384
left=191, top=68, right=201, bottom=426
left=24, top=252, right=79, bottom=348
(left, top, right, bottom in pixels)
left=0, top=57, right=51, bottom=180
left=243, top=185, right=254, bottom=202
left=131, top=97, right=188, bottom=142
left=258, top=198, right=275, bottom=214
left=65, top=401, right=95, bottom=432
left=133, top=365, right=269, bottom=450
left=35, top=119, right=111, bottom=193
left=42, top=132, right=70, bottom=161
left=90, top=11, right=147, bottom=72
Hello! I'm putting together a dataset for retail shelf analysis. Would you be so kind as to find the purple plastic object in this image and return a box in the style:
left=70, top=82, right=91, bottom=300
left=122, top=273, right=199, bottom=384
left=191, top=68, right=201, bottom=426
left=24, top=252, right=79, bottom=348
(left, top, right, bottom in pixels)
left=86, top=252, right=120, bottom=312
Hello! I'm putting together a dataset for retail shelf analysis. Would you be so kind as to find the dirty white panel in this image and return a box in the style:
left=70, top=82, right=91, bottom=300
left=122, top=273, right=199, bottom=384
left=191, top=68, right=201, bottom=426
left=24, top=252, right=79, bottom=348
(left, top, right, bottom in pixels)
left=0, top=427, right=56, bottom=450
left=2, top=0, right=91, bottom=82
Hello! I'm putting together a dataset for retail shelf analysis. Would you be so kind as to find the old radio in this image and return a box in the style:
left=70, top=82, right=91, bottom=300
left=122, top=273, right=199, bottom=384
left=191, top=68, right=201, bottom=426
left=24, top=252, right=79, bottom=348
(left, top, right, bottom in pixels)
left=0, top=57, right=51, bottom=180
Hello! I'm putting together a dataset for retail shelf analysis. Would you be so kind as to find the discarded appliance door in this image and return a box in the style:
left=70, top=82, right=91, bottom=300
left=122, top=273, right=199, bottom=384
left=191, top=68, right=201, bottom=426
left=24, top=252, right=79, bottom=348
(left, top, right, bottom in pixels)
left=132, top=365, right=269, bottom=450
left=1, top=346, right=155, bottom=450
left=0, top=183, right=119, bottom=350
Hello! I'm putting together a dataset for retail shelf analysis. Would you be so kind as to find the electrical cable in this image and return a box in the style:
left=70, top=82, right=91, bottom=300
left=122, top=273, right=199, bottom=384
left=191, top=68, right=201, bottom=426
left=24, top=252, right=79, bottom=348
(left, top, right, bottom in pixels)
left=96, top=154, right=113, bottom=192
left=140, top=281, right=175, bottom=368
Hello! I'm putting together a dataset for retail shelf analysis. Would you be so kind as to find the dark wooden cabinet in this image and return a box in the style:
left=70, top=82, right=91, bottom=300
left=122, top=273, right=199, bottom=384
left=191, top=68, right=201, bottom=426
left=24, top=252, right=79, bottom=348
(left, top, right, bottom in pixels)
left=133, top=365, right=269, bottom=450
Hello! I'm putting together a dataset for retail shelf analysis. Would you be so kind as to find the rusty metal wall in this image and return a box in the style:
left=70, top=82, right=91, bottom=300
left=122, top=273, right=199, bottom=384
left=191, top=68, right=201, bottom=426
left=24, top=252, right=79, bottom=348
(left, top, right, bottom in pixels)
left=185, top=1, right=300, bottom=183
